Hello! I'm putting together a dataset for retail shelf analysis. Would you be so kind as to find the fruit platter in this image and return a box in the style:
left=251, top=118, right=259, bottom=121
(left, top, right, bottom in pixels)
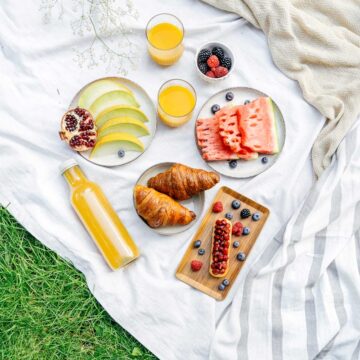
left=61, top=77, right=156, bottom=167
left=196, top=87, right=286, bottom=178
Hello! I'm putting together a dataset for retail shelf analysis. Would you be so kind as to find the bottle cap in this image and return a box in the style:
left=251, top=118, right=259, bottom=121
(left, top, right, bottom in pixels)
left=59, top=158, right=78, bottom=175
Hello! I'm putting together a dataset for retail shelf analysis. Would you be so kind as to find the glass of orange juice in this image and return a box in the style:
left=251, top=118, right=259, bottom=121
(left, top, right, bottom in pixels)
left=146, top=13, right=184, bottom=66
left=157, top=79, right=197, bottom=127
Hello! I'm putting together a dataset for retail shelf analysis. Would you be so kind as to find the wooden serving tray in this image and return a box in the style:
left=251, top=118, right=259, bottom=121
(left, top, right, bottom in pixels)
left=176, top=186, right=269, bottom=301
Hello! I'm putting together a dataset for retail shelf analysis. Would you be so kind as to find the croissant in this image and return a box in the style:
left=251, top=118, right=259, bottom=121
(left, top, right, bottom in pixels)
left=147, top=163, right=220, bottom=201
left=134, top=185, right=196, bottom=228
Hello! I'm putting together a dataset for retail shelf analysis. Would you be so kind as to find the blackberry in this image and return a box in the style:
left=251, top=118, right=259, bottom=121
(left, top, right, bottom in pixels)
left=212, top=46, right=225, bottom=60
left=198, top=62, right=208, bottom=74
left=240, top=208, right=251, bottom=219
left=221, top=57, right=232, bottom=70
left=198, top=49, right=211, bottom=63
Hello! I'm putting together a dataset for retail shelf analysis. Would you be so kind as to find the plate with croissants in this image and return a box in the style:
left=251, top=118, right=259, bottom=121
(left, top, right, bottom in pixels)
left=133, top=163, right=220, bottom=235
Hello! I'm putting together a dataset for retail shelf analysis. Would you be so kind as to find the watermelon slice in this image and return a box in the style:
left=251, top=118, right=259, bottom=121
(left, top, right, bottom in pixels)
left=196, top=117, right=239, bottom=161
left=238, top=97, right=279, bottom=154
left=217, top=107, right=258, bottom=160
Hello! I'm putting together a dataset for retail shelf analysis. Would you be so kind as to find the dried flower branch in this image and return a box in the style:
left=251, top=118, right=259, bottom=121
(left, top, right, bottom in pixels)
left=40, top=0, right=139, bottom=74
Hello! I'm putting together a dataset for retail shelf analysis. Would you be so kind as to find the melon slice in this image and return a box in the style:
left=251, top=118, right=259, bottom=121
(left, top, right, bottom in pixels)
left=96, top=106, right=149, bottom=128
left=196, top=117, right=239, bottom=161
left=98, top=117, right=150, bottom=139
left=238, top=97, right=279, bottom=154
left=89, top=90, right=140, bottom=118
left=218, top=107, right=258, bottom=160
left=78, top=79, right=133, bottom=110
left=90, top=133, right=144, bottom=158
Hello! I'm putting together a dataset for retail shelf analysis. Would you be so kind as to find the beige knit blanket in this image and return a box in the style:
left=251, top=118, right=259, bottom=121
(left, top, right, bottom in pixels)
left=202, top=0, right=360, bottom=177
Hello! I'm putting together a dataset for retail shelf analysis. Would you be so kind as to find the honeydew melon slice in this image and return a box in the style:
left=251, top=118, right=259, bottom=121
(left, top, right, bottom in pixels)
left=78, top=79, right=133, bottom=110
left=90, top=133, right=144, bottom=158
left=89, top=90, right=140, bottom=118
left=98, top=117, right=150, bottom=139
left=96, top=105, right=149, bottom=128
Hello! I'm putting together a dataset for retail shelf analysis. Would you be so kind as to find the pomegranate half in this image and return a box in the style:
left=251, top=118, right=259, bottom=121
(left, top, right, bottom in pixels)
left=59, top=107, right=97, bottom=152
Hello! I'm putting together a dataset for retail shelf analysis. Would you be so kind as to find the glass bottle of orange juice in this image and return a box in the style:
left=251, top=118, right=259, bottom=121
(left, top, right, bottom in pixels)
left=60, top=159, right=139, bottom=270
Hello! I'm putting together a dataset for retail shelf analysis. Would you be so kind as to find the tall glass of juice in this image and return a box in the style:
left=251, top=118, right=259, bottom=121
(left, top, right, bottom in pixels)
left=60, top=159, right=139, bottom=270
left=146, top=13, right=184, bottom=66
left=157, top=79, right=197, bottom=127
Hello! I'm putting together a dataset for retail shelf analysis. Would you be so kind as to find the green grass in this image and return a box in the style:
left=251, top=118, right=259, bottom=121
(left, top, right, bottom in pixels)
left=0, top=206, right=156, bottom=360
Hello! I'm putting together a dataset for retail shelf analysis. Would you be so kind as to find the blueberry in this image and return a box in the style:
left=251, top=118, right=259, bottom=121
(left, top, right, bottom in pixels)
left=118, top=149, right=125, bottom=158
left=211, top=104, right=220, bottom=114
left=222, top=279, right=230, bottom=286
left=244, top=100, right=250, bottom=105
left=231, top=200, right=241, bottom=209
left=225, top=213, right=233, bottom=220
left=261, top=157, right=268, bottom=164
left=198, top=248, right=205, bottom=256
left=218, top=283, right=226, bottom=291
left=240, top=208, right=251, bottom=219
left=229, top=160, right=237, bottom=169
left=194, top=240, right=201, bottom=248
left=252, top=213, right=261, bottom=221
left=233, top=241, right=240, bottom=248
left=225, top=92, right=234, bottom=101
left=242, top=227, right=250, bottom=236
left=237, top=252, right=246, bottom=261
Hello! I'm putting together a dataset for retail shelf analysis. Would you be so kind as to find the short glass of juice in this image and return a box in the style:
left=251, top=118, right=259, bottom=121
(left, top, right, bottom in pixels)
left=146, top=13, right=184, bottom=66
left=157, top=79, right=197, bottom=128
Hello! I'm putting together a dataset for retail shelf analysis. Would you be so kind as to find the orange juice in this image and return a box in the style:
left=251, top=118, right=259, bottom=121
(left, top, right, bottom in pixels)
left=146, top=15, right=184, bottom=66
left=61, top=159, right=139, bottom=270
left=158, top=80, right=196, bottom=127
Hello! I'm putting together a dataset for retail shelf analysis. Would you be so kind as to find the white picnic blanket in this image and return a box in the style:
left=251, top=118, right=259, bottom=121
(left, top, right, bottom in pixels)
left=0, top=1, right=359, bottom=359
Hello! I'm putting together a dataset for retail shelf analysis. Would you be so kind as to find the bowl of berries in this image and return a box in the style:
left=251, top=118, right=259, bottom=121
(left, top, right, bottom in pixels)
left=195, top=42, right=234, bottom=82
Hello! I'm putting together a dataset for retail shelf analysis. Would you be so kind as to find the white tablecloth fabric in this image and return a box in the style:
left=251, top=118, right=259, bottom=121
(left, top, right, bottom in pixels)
left=1, top=1, right=359, bottom=359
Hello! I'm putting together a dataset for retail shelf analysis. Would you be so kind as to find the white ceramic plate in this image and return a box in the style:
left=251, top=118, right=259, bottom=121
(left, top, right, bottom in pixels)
left=195, top=87, right=286, bottom=178
left=134, top=163, right=204, bottom=236
left=69, top=76, right=157, bottom=167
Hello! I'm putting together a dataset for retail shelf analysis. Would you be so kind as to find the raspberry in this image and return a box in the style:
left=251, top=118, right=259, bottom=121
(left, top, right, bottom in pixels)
left=212, top=201, right=223, bottom=213
left=214, top=66, right=229, bottom=78
left=191, top=260, right=203, bottom=272
left=207, top=55, right=220, bottom=68
left=232, top=222, right=244, bottom=236
left=206, top=71, right=215, bottom=78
